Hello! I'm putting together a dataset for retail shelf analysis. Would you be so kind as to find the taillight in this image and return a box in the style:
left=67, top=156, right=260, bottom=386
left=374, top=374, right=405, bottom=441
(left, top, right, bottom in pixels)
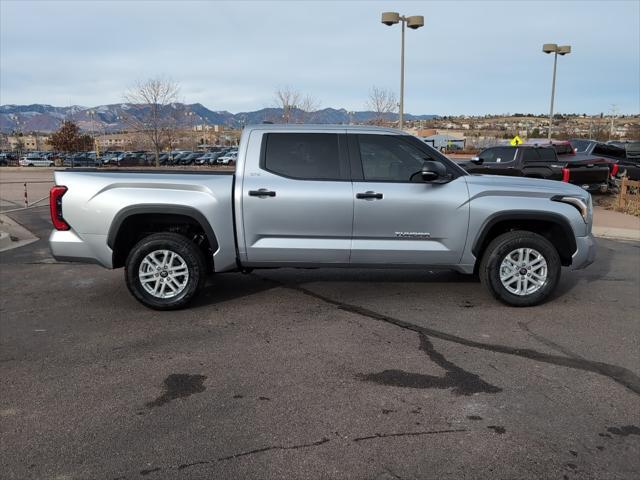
left=561, top=167, right=570, bottom=183
left=49, top=186, right=70, bottom=231
left=611, top=164, right=619, bottom=177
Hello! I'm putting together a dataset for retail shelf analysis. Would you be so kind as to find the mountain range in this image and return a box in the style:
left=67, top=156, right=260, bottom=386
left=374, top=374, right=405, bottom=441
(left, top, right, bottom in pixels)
left=0, top=103, right=437, bottom=134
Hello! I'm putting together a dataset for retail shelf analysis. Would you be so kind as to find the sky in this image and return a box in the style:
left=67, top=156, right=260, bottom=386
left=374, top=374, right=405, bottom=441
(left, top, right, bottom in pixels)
left=1, top=0, right=639, bottom=115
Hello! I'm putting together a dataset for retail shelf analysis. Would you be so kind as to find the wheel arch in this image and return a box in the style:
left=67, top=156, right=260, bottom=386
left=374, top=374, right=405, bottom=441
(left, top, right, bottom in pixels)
left=472, top=211, right=577, bottom=267
left=107, top=205, right=219, bottom=269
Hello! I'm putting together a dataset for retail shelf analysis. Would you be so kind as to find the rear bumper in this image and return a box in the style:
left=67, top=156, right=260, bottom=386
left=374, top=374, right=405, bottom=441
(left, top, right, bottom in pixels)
left=49, top=230, right=112, bottom=267
left=571, top=181, right=608, bottom=193
left=571, top=233, right=596, bottom=270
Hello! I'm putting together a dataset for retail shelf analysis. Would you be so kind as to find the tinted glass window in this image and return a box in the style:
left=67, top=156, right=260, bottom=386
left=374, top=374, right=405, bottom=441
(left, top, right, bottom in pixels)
left=593, top=144, right=626, bottom=160
left=264, top=133, right=342, bottom=180
left=538, top=148, right=556, bottom=161
left=554, top=143, right=573, bottom=155
left=570, top=140, right=590, bottom=153
left=626, top=142, right=640, bottom=157
left=522, top=149, right=540, bottom=162
left=358, top=135, right=437, bottom=182
left=481, top=147, right=515, bottom=163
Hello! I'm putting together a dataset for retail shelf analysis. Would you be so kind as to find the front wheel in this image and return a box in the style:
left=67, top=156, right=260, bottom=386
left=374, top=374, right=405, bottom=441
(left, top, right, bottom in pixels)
left=125, top=232, right=207, bottom=310
left=479, top=231, right=561, bottom=307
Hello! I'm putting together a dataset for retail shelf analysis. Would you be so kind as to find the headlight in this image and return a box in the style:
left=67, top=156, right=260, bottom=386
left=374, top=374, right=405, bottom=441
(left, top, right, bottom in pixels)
left=552, top=195, right=589, bottom=222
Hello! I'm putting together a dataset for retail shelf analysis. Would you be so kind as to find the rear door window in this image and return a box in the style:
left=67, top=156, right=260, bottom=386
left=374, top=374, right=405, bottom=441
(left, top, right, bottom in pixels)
left=522, top=149, right=540, bottom=162
left=538, top=148, right=556, bottom=161
left=262, top=133, right=346, bottom=180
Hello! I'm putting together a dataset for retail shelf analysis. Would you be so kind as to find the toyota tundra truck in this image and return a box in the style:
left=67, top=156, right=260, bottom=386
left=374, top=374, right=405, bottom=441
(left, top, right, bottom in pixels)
left=49, top=124, right=596, bottom=309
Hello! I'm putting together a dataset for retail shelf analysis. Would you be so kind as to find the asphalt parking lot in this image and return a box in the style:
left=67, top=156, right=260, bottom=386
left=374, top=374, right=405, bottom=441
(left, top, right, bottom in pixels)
left=1, top=205, right=639, bottom=480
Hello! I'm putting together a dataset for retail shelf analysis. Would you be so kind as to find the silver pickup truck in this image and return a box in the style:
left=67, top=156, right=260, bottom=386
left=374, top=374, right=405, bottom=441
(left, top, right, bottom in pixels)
left=49, top=124, right=596, bottom=309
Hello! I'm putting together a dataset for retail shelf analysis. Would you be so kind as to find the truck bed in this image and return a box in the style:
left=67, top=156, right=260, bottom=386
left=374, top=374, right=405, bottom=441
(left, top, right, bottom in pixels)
left=51, top=169, right=237, bottom=271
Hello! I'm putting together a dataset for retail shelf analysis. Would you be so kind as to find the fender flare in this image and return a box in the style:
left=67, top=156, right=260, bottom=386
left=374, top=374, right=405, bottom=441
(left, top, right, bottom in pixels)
left=107, top=204, right=219, bottom=252
left=472, top=210, right=577, bottom=259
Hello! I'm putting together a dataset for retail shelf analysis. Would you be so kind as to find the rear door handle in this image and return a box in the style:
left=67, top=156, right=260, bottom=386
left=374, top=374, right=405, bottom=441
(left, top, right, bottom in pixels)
left=249, top=189, right=276, bottom=197
left=356, top=191, right=383, bottom=200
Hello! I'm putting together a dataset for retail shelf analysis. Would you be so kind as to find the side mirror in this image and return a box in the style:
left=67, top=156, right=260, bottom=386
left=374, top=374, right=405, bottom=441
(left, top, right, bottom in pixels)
left=471, top=156, right=484, bottom=165
left=416, top=161, right=449, bottom=183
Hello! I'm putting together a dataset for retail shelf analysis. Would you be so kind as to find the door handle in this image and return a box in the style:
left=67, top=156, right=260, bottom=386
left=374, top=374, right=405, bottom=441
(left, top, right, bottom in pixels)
left=249, top=189, right=276, bottom=197
left=356, top=191, right=383, bottom=200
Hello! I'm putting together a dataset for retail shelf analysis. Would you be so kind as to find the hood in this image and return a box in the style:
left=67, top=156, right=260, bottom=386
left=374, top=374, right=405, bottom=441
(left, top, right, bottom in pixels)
left=464, top=174, right=588, bottom=198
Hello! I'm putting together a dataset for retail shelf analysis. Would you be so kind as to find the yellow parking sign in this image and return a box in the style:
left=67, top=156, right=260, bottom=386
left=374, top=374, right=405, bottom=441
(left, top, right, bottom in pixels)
left=510, top=135, right=523, bottom=146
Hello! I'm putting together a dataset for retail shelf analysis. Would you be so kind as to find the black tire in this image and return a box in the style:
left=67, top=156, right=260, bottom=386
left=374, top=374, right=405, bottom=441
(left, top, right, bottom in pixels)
left=479, top=230, right=561, bottom=307
left=125, top=232, right=207, bottom=310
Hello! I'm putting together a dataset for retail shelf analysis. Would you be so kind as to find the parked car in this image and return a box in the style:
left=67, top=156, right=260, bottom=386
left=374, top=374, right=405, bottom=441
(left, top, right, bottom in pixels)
left=626, top=141, right=640, bottom=162
left=195, top=152, right=219, bottom=165
left=114, top=151, right=150, bottom=167
left=569, top=139, right=639, bottom=180
left=101, top=152, right=122, bottom=165
left=0, top=152, right=17, bottom=166
left=170, top=152, right=191, bottom=165
left=179, top=152, right=205, bottom=165
left=156, top=153, right=170, bottom=165
left=63, top=153, right=100, bottom=167
left=50, top=124, right=595, bottom=310
left=606, top=140, right=640, bottom=162
left=217, top=152, right=237, bottom=165
left=20, top=153, right=54, bottom=167
left=457, top=145, right=610, bottom=192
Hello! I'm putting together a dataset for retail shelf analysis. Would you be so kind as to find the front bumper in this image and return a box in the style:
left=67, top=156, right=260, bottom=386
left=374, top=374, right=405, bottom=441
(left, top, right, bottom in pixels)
left=49, top=229, right=112, bottom=267
left=571, top=233, right=596, bottom=270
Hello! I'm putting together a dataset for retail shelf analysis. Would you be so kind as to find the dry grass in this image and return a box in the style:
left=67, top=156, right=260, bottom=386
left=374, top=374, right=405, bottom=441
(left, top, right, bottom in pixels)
left=595, top=191, right=640, bottom=217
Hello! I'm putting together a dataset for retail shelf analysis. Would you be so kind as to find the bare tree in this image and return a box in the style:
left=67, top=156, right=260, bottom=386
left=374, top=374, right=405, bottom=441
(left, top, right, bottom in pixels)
left=297, top=94, right=321, bottom=123
left=273, top=86, right=322, bottom=123
left=123, top=77, right=180, bottom=166
left=274, top=86, right=301, bottom=123
left=367, top=86, right=397, bottom=126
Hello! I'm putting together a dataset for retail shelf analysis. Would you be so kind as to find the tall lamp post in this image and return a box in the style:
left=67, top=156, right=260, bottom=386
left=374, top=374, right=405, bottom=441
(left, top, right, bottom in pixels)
left=381, top=12, right=424, bottom=130
left=542, top=43, right=571, bottom=141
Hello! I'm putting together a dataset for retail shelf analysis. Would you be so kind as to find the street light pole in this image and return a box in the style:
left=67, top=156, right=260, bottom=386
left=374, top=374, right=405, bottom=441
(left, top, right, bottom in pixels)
left=548, top=51, right=558, bottom=141
left=382, top=12, right=424, bottom=130
left=543, top=43, right=571, bottom=141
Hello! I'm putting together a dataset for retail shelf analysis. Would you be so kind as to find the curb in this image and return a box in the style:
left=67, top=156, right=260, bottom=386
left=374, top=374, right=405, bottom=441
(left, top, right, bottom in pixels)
left=0, top=214, right=39, bottom=252
left=593, top=226, right=640, bottom=242
left=0, top=231, right=11, bottom=249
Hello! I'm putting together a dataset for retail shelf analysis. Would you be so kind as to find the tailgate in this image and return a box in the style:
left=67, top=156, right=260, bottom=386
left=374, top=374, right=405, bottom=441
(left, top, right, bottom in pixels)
left=566, top=164, right=609, bottom=184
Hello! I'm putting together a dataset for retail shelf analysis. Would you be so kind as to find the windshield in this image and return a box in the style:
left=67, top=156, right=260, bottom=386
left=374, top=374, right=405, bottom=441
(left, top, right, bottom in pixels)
left=570, top=139, right=591, bottom=153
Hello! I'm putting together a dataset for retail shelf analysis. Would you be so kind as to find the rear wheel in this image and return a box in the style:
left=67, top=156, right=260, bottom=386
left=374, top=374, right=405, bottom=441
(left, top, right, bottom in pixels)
left=125, top=232, right=207, bottom=310
left=479, top=230, right=561, bottom=307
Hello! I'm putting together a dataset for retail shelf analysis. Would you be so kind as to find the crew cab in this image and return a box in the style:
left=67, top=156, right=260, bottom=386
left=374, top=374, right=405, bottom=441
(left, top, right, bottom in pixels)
left=49, top=125, right=595, bottom=309
left=457, top=145, right=611, bottom=192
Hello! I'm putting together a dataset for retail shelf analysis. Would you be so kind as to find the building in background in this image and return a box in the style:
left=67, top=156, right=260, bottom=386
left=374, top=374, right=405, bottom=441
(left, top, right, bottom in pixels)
left=7, top=134, right=51, bottom=151
left=421, top=132, right=466, bottom=150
